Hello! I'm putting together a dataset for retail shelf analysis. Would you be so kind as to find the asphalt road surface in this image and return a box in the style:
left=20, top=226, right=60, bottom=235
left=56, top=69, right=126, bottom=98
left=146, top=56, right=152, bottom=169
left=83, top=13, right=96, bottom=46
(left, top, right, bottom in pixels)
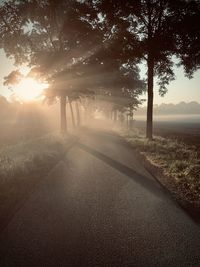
left=0, top=127, right=200, bottom=266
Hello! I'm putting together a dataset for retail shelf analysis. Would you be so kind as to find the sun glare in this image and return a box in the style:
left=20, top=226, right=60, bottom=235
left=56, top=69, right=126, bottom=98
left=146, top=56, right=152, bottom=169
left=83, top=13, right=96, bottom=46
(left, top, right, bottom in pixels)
left=19, top=66, right=30, bottom=76
left=13, top=78, right=48, bottom=102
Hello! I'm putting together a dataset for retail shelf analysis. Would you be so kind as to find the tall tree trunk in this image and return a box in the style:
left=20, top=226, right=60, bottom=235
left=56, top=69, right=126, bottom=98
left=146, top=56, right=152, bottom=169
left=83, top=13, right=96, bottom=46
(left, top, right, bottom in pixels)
left=60, top=95, right=67, bottom=134
left=69, top=101, right=76, bottom=128
left=75, top=100, right=80, bottom=127
left=146, top=53, right=154, bottom=140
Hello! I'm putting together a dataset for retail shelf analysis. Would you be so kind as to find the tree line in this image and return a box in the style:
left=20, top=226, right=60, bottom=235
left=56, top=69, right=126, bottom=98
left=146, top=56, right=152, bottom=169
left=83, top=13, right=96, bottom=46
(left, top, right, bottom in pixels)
left=0, top=0, right=199, bottom=139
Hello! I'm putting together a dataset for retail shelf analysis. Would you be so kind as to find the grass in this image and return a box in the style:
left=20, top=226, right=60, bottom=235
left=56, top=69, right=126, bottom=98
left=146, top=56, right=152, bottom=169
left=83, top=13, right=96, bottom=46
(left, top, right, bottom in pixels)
left=0, top=133, right=72, bottom=229
left=119, top=128, right=200, bottom=202
left=0, top=134, right=68, bottom=181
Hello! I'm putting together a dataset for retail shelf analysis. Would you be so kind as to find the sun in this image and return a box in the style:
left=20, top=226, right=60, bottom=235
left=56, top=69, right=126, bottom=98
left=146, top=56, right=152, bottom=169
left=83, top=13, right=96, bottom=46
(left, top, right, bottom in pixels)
left=13, top=77, right=48, bottom=102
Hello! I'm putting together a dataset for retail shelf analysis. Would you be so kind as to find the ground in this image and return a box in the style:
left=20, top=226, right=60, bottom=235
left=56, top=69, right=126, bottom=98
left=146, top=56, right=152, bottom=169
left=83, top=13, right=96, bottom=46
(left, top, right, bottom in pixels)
left=0, top=126, right=200, bottom=266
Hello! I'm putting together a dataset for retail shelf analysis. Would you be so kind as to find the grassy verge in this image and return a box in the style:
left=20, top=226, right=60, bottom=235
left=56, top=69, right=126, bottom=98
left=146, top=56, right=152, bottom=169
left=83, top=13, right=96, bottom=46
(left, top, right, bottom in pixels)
left=0, top=134, right=73, bottom=230
left=119, top=129, right=200, bottom=204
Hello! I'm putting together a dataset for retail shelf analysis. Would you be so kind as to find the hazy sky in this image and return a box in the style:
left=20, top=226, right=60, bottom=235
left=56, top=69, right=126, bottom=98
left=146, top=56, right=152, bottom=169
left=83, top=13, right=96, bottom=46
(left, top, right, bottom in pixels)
left=152, top=65, right=200, bottom=105
left=0, top=49, right=200, bottom=105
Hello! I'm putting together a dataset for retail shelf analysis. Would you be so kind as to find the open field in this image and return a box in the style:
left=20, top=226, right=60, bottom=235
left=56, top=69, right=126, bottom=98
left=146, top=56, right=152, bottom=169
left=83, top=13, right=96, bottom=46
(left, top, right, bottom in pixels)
left=133, top=115, right=200, bottom=150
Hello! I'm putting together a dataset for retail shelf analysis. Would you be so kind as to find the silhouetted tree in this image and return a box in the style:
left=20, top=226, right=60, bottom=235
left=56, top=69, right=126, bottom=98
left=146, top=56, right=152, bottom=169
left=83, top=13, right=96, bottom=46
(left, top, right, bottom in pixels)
left=96, top=0, right=200, bottom=139
left=0, top=0, right=145, bottom=133
left=0, top=0, right=99, bottom=133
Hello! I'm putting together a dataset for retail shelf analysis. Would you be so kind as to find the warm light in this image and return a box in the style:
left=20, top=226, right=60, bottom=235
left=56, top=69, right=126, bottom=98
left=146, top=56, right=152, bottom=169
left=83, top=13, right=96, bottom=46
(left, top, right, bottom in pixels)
left=19, top=66, right=30, bottom=76
left=13, top=78, right=48, bottom=102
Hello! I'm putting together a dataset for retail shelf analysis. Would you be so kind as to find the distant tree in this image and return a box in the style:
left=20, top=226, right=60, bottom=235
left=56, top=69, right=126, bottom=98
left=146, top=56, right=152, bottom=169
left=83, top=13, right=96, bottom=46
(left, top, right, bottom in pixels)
left=97, top=0, right=200, bottom=139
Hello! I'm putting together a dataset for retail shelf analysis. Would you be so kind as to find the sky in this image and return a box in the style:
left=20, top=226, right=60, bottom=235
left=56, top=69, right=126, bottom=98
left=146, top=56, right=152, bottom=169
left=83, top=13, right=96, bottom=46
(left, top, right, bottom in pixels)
left=139, top=60, right=200, bottom=105
left=152, top=66, right=200, bottom=105
left=0, top=49, right=200, bottom=105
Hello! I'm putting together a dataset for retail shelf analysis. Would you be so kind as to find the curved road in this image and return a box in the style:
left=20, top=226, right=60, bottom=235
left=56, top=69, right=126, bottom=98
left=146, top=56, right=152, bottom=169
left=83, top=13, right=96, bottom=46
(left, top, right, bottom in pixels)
left=0, top=127, right=200, bottom=266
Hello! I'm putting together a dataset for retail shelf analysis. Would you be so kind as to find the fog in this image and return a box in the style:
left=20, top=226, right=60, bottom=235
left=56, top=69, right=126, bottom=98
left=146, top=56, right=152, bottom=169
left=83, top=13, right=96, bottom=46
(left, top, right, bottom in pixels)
left=134, top=114, right=200, bottom=123
left=0, top=99, right=58, bottom=146
left=1, top=92, right=200, bottom=150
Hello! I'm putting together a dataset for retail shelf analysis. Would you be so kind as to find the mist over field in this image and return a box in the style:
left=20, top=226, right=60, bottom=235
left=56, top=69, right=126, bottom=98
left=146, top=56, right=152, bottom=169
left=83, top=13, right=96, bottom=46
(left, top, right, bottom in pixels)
left=134, top=102, right=200, bottom=142
left=1, top=95, right=200, bottom=149
left=135, top=101, right=200, bottom=116
left=134, top=114, right=200, bottom=123
left=133, top=114, right=200, bottom=149
left=0, top=96, right=59, bottom=146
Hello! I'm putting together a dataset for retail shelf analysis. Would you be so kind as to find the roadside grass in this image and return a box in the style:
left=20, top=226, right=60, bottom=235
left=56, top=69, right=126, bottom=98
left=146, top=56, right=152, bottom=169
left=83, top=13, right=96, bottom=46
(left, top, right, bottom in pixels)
left=0, top=134, right=68, bottom=181
left=119, top=129, right=200, bottom=202
left=0, top=134, right=72, bottom=229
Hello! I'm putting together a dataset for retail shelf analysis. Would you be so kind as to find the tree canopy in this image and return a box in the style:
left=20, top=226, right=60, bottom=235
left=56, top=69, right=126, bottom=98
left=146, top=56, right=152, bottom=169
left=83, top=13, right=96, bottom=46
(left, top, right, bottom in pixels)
left=94, top=0, right=200, bottom=138
left=0, top=0, right=144, bottom=103
left=0, top=0, right=199, bottom=136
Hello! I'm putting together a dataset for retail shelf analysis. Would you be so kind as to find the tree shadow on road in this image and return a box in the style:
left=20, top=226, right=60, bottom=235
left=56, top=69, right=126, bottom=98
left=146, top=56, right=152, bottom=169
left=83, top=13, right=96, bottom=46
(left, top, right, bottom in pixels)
left=77, top=142, right=168, bottom=200
left=77, top=141, right=200, bottom=224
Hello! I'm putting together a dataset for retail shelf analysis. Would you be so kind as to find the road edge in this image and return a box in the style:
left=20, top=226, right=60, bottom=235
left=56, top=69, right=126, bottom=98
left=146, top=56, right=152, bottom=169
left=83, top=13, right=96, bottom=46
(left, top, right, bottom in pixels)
left=135, top=150, right=200, bottom=222
left=114, top=131, right=200, bottom=222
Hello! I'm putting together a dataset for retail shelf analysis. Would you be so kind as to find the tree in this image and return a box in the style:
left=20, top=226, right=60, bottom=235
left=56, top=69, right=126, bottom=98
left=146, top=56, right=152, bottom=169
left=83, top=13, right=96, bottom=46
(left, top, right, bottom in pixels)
left=0, top=0, right=99, bottom=133
left=0, top=0, right=145, bottom=134
left=97, top=0, right=200, bottom=139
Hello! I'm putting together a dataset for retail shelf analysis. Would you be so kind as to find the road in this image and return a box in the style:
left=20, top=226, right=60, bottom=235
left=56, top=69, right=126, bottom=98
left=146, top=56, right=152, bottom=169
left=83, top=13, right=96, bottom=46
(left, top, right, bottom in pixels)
left=0, top=127, right=200, bottom=266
